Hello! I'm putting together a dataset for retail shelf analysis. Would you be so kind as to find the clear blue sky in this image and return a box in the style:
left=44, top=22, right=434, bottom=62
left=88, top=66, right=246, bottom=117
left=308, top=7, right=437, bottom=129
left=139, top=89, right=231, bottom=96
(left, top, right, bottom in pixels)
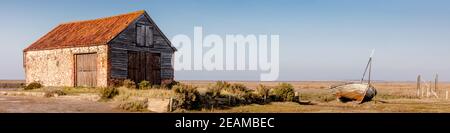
left=1, top=0, right=450, bottom=81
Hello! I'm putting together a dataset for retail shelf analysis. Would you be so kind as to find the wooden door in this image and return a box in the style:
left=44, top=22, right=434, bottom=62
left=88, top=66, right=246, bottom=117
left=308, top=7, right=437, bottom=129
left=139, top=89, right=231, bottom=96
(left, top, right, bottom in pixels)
left=128, top=51, right=161, bottom=85
left=148, top=53, right=161, bottom=85
left=127, top=51, right=139, bottom=83
left=75, top=53, right=97, bottom=87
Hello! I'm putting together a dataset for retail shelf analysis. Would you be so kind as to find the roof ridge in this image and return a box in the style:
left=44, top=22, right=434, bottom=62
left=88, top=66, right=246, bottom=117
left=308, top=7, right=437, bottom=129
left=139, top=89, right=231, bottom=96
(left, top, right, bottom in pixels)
left=59, top=10, right=145, bottom=25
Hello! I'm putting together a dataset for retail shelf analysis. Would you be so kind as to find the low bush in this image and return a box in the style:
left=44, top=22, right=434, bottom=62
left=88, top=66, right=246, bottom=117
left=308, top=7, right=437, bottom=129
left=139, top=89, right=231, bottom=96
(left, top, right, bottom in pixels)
left=100, top=87, right=119, bottom=100
left=162, top=81, right=180, bottom=89
left=24, top=82, right=42, bottom=90
left=138, top=80, right=151, bottom=90
left=109, top=79, right=124, bottom=87
left=205, top=87, right=222, bottom=98
left=227, top=83, right=249, bottom=93
left=221, top=83, right=253, bottom=105
left=256, top=84, right=270, bottom=99
left=44, top=90, right=66, bottom=98
left=271, top=83, right=296, bottom=102
left=215, top=81, right=231, bottom=90
left=123, top=79, right=136, bottom=89
left=255, top=84, right=271, bottom=103
left=206, top=81, right=268, bottom=106
left=152, top=85, right=161, bottom=89
left=118, top=98, right=148, bottom=112
left=203, top=86, right=223, bottom=108
left=173, top=84, right=201, bottom=110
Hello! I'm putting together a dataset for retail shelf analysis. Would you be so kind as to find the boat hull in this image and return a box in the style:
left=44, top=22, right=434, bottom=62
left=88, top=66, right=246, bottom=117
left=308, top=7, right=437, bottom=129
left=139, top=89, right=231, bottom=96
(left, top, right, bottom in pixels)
left=332, top=83, right=377, bottom=103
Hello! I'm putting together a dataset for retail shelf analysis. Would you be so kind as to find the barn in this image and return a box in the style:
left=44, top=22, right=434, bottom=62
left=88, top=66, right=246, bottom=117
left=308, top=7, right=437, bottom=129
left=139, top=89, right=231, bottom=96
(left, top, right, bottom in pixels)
left=23, top=10, right=176, bottom=87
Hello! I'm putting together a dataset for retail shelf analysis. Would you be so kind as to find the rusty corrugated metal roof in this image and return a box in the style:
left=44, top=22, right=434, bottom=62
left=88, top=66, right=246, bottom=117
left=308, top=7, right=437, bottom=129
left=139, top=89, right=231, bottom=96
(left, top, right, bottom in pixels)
left=24, top=10, right=145, bottom=51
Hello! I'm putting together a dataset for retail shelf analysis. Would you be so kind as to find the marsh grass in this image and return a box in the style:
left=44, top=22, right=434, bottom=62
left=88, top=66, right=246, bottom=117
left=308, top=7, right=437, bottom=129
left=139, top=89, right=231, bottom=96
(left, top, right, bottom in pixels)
left=114, top=87, right=173, bottom=101
left=23, top=86, right=99, bottom=95
left=118, top=98, right=149, bottom=112
left=300, top=92, right=336, bottom=102
left=62, top=87, right=100, bottom=94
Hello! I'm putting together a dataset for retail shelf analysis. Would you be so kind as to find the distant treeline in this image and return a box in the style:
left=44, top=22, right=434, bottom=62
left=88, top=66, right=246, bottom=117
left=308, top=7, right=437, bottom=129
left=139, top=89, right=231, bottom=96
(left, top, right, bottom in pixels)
left=0, top=80, right=25, bottom=88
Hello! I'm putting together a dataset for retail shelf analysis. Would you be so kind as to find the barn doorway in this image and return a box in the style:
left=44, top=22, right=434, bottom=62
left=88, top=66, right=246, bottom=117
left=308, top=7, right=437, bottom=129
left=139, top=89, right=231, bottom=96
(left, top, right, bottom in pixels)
left=75, top=53, right=97, bottom=87
left=128, top=51, right=161, bottom=85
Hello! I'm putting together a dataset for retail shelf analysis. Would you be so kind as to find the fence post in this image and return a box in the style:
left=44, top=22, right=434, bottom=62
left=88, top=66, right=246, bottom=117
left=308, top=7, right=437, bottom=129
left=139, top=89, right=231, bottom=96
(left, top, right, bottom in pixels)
left=295, top=92, right=301, bottom=102
left=435, top=74, right=439, bottom=93
left=263, top=95, right=266, bottom=103
left=417, top=75, right=421, bottom=98
left=228, top=95, right=231, bottom=105
left=169, top=97, right=173, bottom=112
left=446, top=90, right=449, bottom=100
left=429, top=81, right=432, bottom=98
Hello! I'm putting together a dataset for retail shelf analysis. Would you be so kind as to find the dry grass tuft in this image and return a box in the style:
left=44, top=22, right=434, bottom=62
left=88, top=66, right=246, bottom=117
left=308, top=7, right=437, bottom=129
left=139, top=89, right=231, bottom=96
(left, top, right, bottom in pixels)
left=114, top=87, right=173, bottom=102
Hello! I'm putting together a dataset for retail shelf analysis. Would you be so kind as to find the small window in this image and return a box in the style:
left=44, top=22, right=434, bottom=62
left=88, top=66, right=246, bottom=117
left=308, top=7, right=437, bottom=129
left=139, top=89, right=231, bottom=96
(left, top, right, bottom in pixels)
left=136, top=24, right=145, bottom=47
left=145, top=26, right=153, bottom=47
left=136, top=24, right=153, bottom=47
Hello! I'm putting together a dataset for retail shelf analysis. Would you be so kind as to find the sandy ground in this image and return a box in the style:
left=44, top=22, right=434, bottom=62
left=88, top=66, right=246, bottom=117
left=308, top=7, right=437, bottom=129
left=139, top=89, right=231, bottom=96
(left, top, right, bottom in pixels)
left=0, top=95, right=122, bottom=113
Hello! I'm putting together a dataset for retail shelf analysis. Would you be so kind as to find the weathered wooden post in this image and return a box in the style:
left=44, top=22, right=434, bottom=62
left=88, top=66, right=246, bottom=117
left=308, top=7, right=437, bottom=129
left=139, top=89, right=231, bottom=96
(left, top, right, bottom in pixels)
left=169, top=97, right=173, bottom=112
left=263, top=95, right=266, bottom=103
left=295, top=92, right=300, bottom=102
left=435, top=74, right=439, bottom=93
left=417, top=75, right=421, bottom=98
left=227, top=95, right=231, bottom=105
left=446, top=90, right=449, bottom=100
left=429, top=81, right=432, bottom=98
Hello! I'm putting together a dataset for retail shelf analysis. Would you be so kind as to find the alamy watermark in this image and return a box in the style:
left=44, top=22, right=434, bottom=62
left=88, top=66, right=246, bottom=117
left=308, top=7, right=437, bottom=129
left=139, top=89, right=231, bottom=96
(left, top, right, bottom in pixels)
left=171, top=26, right=279, bottom=81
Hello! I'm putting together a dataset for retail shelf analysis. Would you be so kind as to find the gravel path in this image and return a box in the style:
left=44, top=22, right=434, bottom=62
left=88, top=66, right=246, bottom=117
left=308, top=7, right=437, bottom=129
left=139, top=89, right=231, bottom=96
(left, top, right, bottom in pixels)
left=0, top=95, right=124, bottom=113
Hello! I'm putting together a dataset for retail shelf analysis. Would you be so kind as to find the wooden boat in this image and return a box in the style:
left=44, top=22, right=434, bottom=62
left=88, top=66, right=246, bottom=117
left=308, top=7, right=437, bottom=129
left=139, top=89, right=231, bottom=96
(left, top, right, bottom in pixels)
left=331, top=83, right=377, bottom=103
left=331, top=49, right=377, bottom=103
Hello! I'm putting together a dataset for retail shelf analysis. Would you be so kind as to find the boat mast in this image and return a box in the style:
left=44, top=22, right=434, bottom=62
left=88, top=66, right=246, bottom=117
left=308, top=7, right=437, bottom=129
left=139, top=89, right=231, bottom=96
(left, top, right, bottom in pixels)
left=361, top=49, right=375, bottom=84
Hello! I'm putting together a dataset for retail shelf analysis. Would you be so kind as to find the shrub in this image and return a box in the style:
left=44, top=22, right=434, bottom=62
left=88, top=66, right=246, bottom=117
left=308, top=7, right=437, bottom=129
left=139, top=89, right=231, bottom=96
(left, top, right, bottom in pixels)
left=203, top=86, right=223, bottom=108
left=44, top=90, right=66, bottom=98
left=152, top=85, right=161, bottom=89
left=221, top=83, right=252, bottom=105
left=215, top=81, right=231, bottom=90
left=205, top=87, right=222, bottom=98
left=208, top=81, right=251, bottom=101
left=203, top=81, right=232, bottom=98
left=109, top=79, right=124, bottom=87
left=173, top=84, right=201, bottom=110
left=118, top=98, right=148, bottom=112
left=271, top=83, right=295, bottom=102
left=123, top=79, right=136, bottom=89
left=256, top=84, right=270, bottom=102
left=138, top=80, right=151, bottom=90
left=162, top=81, right=180, bottom=89
left=100, top=87, right=119, bottom=100
left=246, top=92, right=264, bottom=104
left=24, top=82, right=42, bottom=90
left=228, top=83, right=248, bottom=92
left=222, top=83, right=249, bottom=96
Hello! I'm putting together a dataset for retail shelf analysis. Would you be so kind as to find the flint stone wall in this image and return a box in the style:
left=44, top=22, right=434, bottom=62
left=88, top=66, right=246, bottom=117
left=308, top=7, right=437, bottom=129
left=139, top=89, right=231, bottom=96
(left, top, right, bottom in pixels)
left=24, top=45, right=108, bottom=87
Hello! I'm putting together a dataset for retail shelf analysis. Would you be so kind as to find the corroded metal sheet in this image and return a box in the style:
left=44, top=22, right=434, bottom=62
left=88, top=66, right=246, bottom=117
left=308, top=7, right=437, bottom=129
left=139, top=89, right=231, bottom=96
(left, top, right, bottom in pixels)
left=24, top=11, right=145, bottom=51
